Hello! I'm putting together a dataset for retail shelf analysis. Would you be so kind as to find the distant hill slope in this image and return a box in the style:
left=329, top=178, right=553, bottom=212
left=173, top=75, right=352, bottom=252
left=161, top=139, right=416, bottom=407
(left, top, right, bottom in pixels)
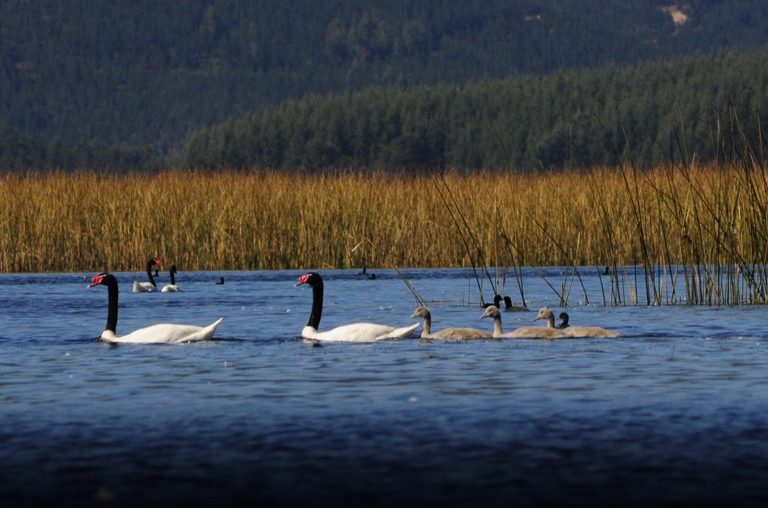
left=3, top=0, right=768, bottom=163
left=178, top=50, right=768, bottom=171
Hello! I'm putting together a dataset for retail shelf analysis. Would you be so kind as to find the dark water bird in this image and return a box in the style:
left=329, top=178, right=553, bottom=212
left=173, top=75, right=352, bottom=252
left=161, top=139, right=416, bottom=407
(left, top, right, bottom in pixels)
left=296, top=272, right=418, bottom=342
left=133, top=258, right=162, bottom=292
left=216, top=277, right=225, bottom=285
left=410, top=306, right=492, bottom=339
left=90, top=273, right=222, bottom=343
left=557, top=312, right=620, bottom=338
left=161, top=265, right=179, bottom=292
left=481, top=305, right=570, bottom=339
left=359, top=267, right=376, bottom=279
left=503, top=296, right=528, bottom=312
left=482, top=294, right=503, bottom=308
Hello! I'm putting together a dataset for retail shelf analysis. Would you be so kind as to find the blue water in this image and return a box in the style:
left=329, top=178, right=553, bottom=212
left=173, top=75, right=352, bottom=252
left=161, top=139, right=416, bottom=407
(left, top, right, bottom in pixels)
left=1, top=268, right=768, bottom=508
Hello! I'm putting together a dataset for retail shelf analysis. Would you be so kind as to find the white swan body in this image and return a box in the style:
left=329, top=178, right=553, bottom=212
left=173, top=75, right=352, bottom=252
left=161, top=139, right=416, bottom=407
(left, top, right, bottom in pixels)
left=133, top=281, right=157, bottom=292
left=101, top=319, right=223, bottom=344
left=296, top=271, right=418, bottom=342
left=558, top=312, right=620, bottom=338
left=91, top=273, right=222, bottom=344
left=411, top=306, right=492, bottom=339
left=161, top=264, right=180, bottom=292
left=133, top=258, right=162, bottom=293
left=481, top=305, right=570, bottom=339
left=301, top=322, right=418, bottom=342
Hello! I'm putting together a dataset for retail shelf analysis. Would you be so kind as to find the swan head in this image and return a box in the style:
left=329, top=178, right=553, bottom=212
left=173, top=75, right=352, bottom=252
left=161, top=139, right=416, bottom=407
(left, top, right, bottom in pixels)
left=296, top=272, right=322, bottom=288
left=89, top=272, right=115, bottom=288
left=534, top=307, right=554, bottom=322
left=503, top=296, right=513, bottom=308
left=148, top=258, right=163, bottom=267
left=558, top=312, right=570, bottom=327
left=410, top=306, right=431, bottom=319
left=480, top=305, right=500, bottom=319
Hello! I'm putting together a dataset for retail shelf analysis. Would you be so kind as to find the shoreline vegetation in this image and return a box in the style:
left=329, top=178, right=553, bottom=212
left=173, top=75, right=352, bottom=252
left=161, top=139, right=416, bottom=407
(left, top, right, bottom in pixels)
left=2, top=163, right=768, bottom=306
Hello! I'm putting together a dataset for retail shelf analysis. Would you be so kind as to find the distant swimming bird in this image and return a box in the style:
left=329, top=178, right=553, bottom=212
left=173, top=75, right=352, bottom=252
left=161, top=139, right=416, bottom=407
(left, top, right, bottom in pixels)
left=296, top=272, right=418, bottom=342
left=216, top=277, right=225, bottom=285
left=482, top=294, right=503, bottom=308
left=557, top=312, right=620, bottom=338
left=503, top=296, right=528, bottom=312
left=410, top=306, right=492, bottom=340
left=359, top=267, right=376, bottom=280
left=481, top=305, right=569, bottom=339
left=161, top=265, right=179, bottom=292
left=90, top=272, right=222, bottom=344
left=133, top=258, right=162, bottom=292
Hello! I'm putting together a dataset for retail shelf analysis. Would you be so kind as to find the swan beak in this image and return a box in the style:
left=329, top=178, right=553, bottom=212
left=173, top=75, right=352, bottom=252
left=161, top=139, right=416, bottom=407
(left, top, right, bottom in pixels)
left=479, top=307, right=494, bottom=319
left=295, top=273, right=312, bottom=287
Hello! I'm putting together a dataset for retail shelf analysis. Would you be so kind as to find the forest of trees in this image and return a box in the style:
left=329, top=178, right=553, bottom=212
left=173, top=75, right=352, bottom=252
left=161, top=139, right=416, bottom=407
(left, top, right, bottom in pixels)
left=3, top=1, right=768, bottom=170
left=178, top=50, right=768, bottom=171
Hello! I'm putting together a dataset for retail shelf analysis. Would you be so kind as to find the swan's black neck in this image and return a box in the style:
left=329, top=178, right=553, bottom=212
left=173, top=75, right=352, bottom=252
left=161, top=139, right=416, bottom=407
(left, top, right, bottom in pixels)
left=146, top=259, right=157, bottom=287
left=169, top=266, right=177, bottom=285
left=307, top=278, right=323, bottom=329
left=104, top=275, right=119, bottom=333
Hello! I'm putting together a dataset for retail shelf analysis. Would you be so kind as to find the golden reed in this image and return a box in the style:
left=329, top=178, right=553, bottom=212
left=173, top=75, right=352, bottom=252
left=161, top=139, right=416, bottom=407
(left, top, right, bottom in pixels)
left=0, top=166, right=765, bottom=274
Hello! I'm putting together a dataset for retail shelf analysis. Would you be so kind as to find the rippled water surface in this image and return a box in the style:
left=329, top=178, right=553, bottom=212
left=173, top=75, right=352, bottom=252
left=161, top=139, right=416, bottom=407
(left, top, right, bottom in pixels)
left=1, top=268, right=768, bottom=507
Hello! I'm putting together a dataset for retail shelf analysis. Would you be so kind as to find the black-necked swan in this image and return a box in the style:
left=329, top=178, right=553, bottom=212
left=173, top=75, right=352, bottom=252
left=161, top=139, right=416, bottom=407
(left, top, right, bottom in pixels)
left=295, top=272, right=418, bottom=342
left=133, top=258, right=162, bottom=292
left=161, top=265, right=180, bottom=292
left=90, top=272, right=222, bottom=344
left=557, top=312, right=620, bottom=338
left=410, top=306, right=492, bottom=340
left=503, top=296, right=529, bottom=312
left=480, top=305, right=569, bottom=339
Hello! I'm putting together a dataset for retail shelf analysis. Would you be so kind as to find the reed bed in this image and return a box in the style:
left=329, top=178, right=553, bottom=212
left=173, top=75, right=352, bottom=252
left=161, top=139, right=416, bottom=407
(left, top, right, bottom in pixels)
left=1, top=164, right=767, bottom=304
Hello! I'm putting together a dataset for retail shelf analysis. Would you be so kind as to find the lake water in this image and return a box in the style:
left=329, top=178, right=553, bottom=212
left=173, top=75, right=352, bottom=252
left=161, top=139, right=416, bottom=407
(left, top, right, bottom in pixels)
left=1, top=268, right=767, bottom=508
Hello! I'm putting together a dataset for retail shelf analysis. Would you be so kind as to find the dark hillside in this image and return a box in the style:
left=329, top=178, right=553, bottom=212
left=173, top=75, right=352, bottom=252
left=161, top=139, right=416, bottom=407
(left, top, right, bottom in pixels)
left=3, top=1, right=768, bottom=168
left=178, top=50, right=768, bottom=171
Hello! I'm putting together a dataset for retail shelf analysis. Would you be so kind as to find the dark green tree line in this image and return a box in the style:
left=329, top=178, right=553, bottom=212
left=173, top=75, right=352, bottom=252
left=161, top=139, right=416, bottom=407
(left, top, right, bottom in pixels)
left=178, top=50, right=768, bottom=171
